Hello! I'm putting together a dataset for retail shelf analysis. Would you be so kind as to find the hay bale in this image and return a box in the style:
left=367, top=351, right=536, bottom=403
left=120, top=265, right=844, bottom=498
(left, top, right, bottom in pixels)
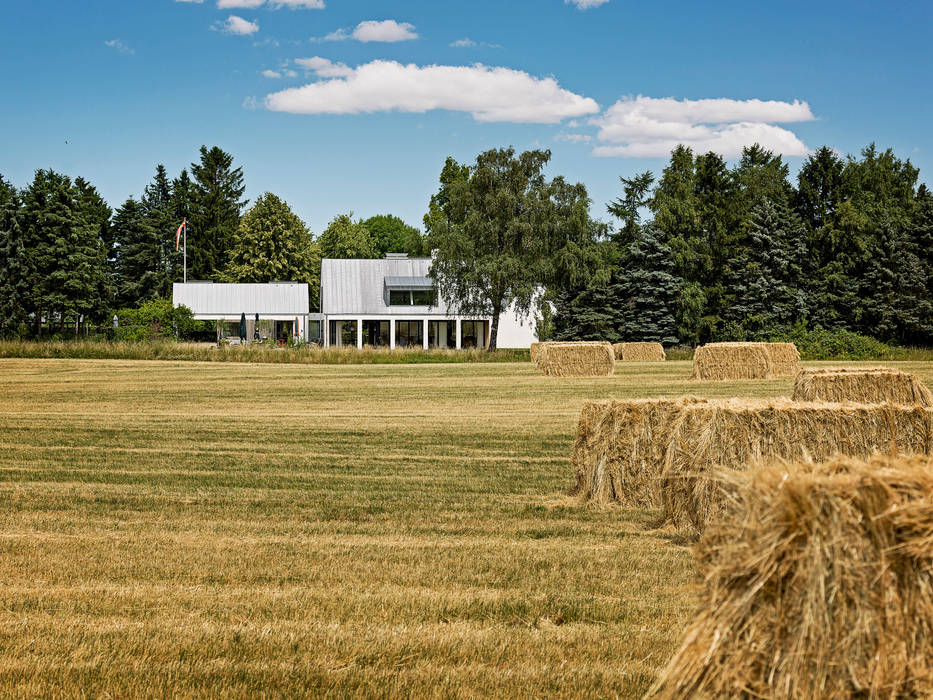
left=651, top=454, right=933, bottom=699
left=612, top=342, right=666, bottom=362
left=570, top=397, right=707, bottom=507
left=661, top=398, right=933, bottom=535
left=529, top=342, right=547, bottom=366
left=537, top=342, right=614, bottom=377
left=690, top=342, right=772, bottom=380
left=793, top=366, right=933, bottom=407
left=690, top=341, right=800, bottom=380
left=762, top=341, right=800, bottom=376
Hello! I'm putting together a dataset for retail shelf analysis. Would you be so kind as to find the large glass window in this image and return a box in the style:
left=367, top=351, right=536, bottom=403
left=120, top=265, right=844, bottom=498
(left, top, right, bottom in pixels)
left=307, top=320, right=322, bottom=344
left=461, top=320, right=489, bottom=349
left=395, top=320, right=424, bottom=348
left=429, top=320, right=456, bottom=349
left=412, top=289, right=438, bottom=306
left=329, top=320, right=358, bottom=347
left=389, top=290, right=411, bottom=306
left=363, top=320, right=390, bottom=346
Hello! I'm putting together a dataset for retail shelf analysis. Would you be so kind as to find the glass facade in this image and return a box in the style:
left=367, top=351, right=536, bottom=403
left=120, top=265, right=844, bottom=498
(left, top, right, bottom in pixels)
left=429, top=320, right=456, bottom=349
left=329, top=320, right=358, bottom=347
left=363, top=320, right=390, bottom=346
left=395, top=320, right=424, bottom=348
left=461, top=320, right=489, bottom=349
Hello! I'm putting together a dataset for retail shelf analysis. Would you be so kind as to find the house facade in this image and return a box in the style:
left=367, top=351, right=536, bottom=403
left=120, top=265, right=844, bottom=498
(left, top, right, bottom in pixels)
left=319, top=255, right=537, bottom=349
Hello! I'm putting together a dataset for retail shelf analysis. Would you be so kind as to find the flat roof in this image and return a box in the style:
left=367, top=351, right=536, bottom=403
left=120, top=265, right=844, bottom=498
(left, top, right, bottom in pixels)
left=173, top=282, right=309, bottom=318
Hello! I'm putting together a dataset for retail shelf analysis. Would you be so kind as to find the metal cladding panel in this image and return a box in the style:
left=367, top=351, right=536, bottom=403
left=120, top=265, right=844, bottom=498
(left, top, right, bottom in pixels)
left=172, top=283, right=309, bottom=316
left=322, top=258, right=453, bottom=315
left=384, top=276, right=434, bottom=289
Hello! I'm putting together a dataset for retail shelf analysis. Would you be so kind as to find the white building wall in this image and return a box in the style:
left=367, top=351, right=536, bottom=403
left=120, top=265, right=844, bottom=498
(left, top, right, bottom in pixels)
left=494, top=305, right=538, bottom=349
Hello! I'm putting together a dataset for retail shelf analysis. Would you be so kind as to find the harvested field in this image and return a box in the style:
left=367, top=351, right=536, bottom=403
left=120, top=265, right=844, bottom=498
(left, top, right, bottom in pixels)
left=2, top=358, right=932, bottom=696
left=613, top=342, right=666, bottom=362
left=793, top=366, right=933, bottom=406
left=661, top=398, right=933, bottom=535
left=570, top=397, right=706, bottom=507
left=653, top=454, right=933, bottom=699
left=537, top=341, right=614, bottom=377
left=690, top=342, right=772, bottom=380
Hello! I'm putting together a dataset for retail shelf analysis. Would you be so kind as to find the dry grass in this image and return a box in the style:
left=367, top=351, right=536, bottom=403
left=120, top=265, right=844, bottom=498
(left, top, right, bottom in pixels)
left=653, top=454, right=933, bottom=699
left=793, top=366, right=933, bottom=406
left=613, top=342, right=667, bottom=362
left=537, top=342, right=614, bottom=377
left=2, top=358, right=932, bottom=697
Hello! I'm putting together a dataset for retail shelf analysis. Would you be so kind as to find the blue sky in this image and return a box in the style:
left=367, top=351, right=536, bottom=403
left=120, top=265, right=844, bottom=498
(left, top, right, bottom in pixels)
left=2, top=0, right=931, bottom=233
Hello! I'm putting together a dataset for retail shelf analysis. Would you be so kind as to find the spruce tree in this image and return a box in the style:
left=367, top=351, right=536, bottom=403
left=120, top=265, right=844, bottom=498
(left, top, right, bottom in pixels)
left=141, top=165, right=176, bottom=297
left=112, top=197, right=162, bottom=307
left=0, top=175, right=30, bottom=335
left=188, top=146, right=246, bottom=280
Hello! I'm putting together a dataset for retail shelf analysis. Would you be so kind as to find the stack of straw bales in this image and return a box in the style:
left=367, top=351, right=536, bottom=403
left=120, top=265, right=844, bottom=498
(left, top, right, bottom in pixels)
left=571, top=396, right=933, bottom=534
left=529, top=342, right=547, bottom=366
left=660, top=398, right=933, bottom=534
left=652, top=454, right=933, bottom=699
left=613, top=342, right=666, bottom=362
left=571, top=397, right=706, bottom=507
left=793, top=366, right=933, bottom=407
left=536, top=342, right=614, bottom=377
left=690, top=342, right=800, bottom=380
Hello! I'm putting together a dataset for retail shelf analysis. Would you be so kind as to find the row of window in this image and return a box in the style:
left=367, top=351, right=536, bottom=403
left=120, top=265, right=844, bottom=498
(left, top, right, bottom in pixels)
left=329, top=320, right=488, bottom=349
left=388, top=289, right=438, bottom=306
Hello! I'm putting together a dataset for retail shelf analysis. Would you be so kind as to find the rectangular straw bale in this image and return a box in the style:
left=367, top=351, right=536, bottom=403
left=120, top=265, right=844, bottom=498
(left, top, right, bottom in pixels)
left=652, top=454, right=933, bottom=699
left=690, top=342, right=772, bottom=380
left=660, top=398, right=933, bottom=535
left=529, top=342, right=547, bottom=366
left=570, top=397, right=707, bottom=507
left=793, top=366, right=933, bottom=407
left=537, top=341, right=614, bottom=377
left=762, top=341, right=800, bottom=376
left=612, top=341, right=666, bottom=362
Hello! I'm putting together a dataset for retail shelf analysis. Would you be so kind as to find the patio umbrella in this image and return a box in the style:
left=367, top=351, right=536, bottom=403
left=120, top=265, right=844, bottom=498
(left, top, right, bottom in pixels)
left=254, top=313, right=260, bottom=340
left=239, top=312, right=247, bottom=342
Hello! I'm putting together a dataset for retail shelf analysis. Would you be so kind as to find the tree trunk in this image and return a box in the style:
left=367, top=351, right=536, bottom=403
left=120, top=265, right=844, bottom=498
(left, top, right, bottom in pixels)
left=488, top=303, right=501, bottom=351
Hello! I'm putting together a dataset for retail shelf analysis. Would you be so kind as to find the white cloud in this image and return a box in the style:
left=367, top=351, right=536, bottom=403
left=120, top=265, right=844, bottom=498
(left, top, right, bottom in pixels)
left=555, top=132, right=592, bottom=143
left=315, top=19, right=418, bottom=43
left=450, top=38, right=476, bottom=48
left=219, top=0, right=324, bottom=7
left=265, top=59, right=599, bottom=123
left=590, top=95, right=815, bottom=157
left=215, top=15, right=259, bottom=35
left=566, top=0, right=610, bottom=8
left=104, top=39, right=134, bottom=55
left=175, top=0, right=204, bottom=3
left=262, top=69, right=282, bottom=78
left=294, top=56, right=353, bottom=78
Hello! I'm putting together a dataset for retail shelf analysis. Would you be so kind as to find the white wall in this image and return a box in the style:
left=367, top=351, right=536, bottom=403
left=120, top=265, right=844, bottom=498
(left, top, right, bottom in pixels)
left=495, top=304, right=538, bottom=349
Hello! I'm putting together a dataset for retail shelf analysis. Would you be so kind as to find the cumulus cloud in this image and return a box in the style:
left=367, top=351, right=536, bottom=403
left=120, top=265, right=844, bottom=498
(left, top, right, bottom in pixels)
left=265, top=59, right=598, bottom=123
left=316, top=19, right=418, bottom=43
left=566, top=0, right=610, bottom=8
left=215, top=15, right=259, bottom=35
left=219, top=0, right=324, bottom=7
left=104, top=39, right=134, bottom=55
left=590, top=96, right=815, bottom=157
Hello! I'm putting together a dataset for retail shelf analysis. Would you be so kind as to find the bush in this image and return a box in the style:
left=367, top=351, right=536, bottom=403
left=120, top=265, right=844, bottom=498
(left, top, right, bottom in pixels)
left=114, top=299, right=200, bottom=342
left=766, top=326, right=893, bottom=361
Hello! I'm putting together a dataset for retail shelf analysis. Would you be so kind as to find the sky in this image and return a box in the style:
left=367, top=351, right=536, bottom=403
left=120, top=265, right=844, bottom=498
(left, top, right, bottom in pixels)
left=2, top=0, right=932, bottom=234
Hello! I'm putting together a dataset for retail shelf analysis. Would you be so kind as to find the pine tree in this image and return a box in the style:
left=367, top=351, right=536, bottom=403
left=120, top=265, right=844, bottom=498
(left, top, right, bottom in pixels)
left=142, top=164, right=177, bottom=298
left=188, top=146, right=246, bottom=280
left=224, top=193, right=321, bottom=310
left=112, top=197, right=162, bottom=307
left=73, top=177, right=113, bottom=319
left=0, top=175, right=30, bottom=335
left=612, top=224, right=680, bottom=344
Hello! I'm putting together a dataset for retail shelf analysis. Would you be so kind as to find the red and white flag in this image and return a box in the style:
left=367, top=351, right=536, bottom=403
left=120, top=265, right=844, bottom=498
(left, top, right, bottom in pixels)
left=175, top=218, right=186, bottom=251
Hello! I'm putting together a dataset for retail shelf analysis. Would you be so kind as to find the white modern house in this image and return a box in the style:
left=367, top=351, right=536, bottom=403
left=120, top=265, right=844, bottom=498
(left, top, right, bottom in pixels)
left=173, top=281, right=310, bottom=343
left=319, top=254, right=537, bottom=349
left=172, top=255, right=539, bottom=349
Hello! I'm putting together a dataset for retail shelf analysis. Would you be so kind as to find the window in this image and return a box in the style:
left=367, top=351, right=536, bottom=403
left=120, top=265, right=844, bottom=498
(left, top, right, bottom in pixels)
left=461, top=320, right=489, bottom=349
left=329, top=320, right=357, bottom=347
left=395, top=320, right=424, bottom=348
left=412, top=289, right=438, bottom=306
left=429, top=320, right=456, bottom=349
left=389, top=290, right=411, bottom=306
left=363, top=320, right=390, bottom=346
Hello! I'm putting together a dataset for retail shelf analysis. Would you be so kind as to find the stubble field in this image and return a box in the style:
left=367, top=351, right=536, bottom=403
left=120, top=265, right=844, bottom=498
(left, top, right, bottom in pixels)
left=3, top=358, right=932, bottom=697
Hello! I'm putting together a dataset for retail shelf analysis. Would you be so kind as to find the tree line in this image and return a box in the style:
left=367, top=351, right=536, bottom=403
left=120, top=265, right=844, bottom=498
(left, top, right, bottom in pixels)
left=551, top=144, right=933, bottom=347
left=0, top=145, right=428, bottom=336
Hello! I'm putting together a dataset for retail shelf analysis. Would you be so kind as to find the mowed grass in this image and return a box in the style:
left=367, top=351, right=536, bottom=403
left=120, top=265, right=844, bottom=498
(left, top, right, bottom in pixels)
left=2, top=359, right=932, bottom=698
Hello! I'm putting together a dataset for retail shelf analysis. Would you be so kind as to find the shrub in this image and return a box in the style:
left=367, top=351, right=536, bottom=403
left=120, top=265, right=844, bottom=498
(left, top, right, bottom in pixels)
left=114, top=299, right=200, bottom=342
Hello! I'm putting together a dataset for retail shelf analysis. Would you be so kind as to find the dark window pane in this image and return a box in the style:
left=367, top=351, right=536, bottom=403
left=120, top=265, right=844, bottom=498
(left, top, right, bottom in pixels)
left=412, top=289, right=437, bottom=306
left=389, top=290, right=411, bottom=305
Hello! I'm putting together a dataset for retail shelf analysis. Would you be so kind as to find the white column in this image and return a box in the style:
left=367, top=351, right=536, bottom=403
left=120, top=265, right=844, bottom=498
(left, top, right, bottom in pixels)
left=423, top=319, right=429, bottom=349
left=357, top=319, right=363, bottom=348
left=455, top=319, right=462, bottom=349
left=390, top=319, right=396, bottom=349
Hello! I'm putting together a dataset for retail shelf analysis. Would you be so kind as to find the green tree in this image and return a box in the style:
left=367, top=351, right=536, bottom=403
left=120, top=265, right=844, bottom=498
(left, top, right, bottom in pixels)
left=607, top=171, right=654, bottom=249
left=169, top=168, right=194, bottom=282
left=141, top=164, right=177, bottom=298
left=113, top=197, right=162, bottom=307
left=0, top=175, right=30, bottom=336
left=318, top=213, right=376, bottom=259
left=363, top=214, right=425, bottom=257
left=224, top=193, right=322, bottom=311
left=425, top=147, right=602, bottom=350
left=188, top=146, right=246, bottom=280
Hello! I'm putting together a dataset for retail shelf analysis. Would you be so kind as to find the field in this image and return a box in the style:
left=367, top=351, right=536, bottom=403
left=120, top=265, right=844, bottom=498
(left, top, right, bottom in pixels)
left=2, top=358, right=932, bottom=697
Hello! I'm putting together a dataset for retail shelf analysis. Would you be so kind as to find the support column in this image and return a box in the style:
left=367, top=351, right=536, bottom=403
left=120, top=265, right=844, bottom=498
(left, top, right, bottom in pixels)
left=455, top=319, right=462, bottom=349
left=357, top=319, right=363, bottom=349
left=390, top=320, right=396, bottom=349
left=423, top=319, right=429, bottom=349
